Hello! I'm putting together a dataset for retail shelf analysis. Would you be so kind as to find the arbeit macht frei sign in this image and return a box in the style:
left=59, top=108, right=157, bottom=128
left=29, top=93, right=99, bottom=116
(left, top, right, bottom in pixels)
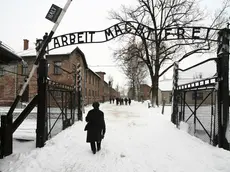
left=48, top=21, right=220, bottom=51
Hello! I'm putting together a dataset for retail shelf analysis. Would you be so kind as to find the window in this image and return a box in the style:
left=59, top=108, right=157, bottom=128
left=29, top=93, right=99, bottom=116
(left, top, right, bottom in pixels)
left=0, top=67, right=4, bottom=76
left=22, top=64, right=28, bottom=75
left=192, top=92, right=203, bottom=100
left=54, top=61, right=62, bottom=75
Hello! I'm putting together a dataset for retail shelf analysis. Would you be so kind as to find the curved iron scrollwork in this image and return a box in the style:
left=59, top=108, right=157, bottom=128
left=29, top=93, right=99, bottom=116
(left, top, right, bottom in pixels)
left=48, top=21, right=221, bottom=51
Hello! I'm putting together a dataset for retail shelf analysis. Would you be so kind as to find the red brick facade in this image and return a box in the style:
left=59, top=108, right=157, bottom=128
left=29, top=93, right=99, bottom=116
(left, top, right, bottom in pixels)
left=0, top=46, right=119, bottom=106
left=128, top=84, right=151, bottom=101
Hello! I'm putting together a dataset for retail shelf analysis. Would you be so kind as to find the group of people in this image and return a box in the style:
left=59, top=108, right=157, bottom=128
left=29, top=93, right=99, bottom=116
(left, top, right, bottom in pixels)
left=110, top=97, right=132, bottom=105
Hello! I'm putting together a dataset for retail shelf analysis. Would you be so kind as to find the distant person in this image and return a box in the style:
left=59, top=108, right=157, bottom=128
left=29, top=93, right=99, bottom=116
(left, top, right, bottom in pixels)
left=84, top=102, right=106, bottom=154
left=116, top=97, right=119, bottom=105
left=124, top=98, right=128, bottom=105
left=128, top=98, right=131, bottom=105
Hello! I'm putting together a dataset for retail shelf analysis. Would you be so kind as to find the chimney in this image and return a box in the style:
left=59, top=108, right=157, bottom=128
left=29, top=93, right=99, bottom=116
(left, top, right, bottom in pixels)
left=96, top=72, right=106, bottom=81
left=23, top=39, right=29, bottom=50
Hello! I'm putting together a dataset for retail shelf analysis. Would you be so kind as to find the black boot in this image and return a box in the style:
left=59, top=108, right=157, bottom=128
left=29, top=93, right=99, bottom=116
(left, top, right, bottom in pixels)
left=97, top=142, right=101, bottom=151
left=90, top=142, right=96, bottom=154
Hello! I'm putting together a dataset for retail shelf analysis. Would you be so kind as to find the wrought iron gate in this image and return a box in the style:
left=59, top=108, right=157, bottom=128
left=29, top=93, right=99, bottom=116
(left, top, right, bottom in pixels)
left=46, top=80, right=76, bottom=139
left=177, top=78, right=218, bottom=145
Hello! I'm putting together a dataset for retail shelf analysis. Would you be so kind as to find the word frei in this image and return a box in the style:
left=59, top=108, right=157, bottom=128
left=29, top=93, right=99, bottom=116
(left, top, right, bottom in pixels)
left=48, top=21, right=219, bottom=51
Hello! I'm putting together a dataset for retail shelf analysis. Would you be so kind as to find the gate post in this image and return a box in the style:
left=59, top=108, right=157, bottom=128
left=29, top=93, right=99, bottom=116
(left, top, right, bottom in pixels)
left=171, top=62, right=179, bottom=125
left=36, top=58, right=48, bottom=148
left=0, top=115, right=12, bottom=158
left=216, top=28, right=230, bottom=150
left=76, top=63, right=83, bottom=121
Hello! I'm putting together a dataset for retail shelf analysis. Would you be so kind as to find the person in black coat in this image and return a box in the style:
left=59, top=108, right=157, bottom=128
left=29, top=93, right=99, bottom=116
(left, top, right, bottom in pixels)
left=84, top=102, right=106, bottom=154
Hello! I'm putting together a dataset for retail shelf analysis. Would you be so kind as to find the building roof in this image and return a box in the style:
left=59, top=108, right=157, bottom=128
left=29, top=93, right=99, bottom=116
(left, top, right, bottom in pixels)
left=159, top=79, right=173, bottom=91
left=159, top=78, right=203, bottom=91
left=87, top=68, right=101, bottom=79
left=19, top=46, right=89, bottom=69
left=0, top=42, right=22, bottom=64
left=70, top=47, right=88, bottom=69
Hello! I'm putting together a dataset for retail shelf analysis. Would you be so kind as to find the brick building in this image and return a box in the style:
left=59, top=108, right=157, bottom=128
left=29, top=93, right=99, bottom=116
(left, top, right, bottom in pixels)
left=0, top=40, right=119, bottom=106
left=128, top=84, right=152, bottom=101
left=0, top=42, right=23, bottom=106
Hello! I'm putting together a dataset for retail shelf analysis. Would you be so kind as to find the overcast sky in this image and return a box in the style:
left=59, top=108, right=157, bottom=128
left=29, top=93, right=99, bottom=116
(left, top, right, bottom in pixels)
left=0, top=0, right=228, bottom=88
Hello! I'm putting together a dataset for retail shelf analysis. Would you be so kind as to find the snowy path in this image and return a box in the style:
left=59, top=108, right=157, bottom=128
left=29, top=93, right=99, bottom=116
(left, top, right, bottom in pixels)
left=1, top=102, right=230, bottom=172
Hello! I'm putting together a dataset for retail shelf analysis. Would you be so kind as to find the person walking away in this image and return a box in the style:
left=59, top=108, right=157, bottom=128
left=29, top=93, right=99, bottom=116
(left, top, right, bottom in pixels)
left=84, top=102, right=106, bottom=154
left=128, top=98, right=131, bottom=105
left=124, top=97, right=128, bottom=105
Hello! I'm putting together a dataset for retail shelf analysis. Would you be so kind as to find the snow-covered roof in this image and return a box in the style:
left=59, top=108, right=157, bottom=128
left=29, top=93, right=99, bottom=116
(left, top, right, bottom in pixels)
left=17, top=48, right=37, bottom=56
left=159, top=79, right=173, bottom=91
left=0, top=41, right=22, bottom=64
left=159, top=78, right=206, bottom=91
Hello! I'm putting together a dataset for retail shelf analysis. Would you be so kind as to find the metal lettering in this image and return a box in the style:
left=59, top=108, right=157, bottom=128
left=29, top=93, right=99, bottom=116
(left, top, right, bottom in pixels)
left=125, top=22, right=133, bottom=33
left=135, top=24, right=145, bottom=36
left=61, top=35, right=69, bottom=46
left=88, top=32, right=95, bottom=42
left=105, top=28, right=114, bottom=40
left=165, top=28, right=172, bottom=40
left=192, top=27, right=201, bottom=39
left=77, top=32, right=84, bottom=43
left=85, top=32, right=88, bottom=43
left=48, top=21, right=221, bottom=51
left=146, top=27, right=154, bottom=39
left=177, top=27, right=185, bottom=39
left=114, top=24, right=123, bottom=36
left=53, top=37, right=61, bottom=48
left=69, top=33, right=76, bottom=44
left=205, top=28, right=211, bottom=40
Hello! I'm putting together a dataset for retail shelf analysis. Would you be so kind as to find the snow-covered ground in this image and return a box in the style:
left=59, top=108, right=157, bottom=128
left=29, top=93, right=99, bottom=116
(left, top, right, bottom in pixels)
left=1, top=101, right=230, bottom=172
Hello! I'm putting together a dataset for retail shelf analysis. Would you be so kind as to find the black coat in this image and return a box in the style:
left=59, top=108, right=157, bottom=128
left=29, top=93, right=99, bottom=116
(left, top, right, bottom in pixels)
left=85, top=108, right=106, bottom=143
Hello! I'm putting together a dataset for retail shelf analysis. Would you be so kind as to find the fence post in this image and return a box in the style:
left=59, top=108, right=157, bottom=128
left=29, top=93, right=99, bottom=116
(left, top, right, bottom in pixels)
left=76, top=63, right=83, bottom=121
left=194, top=90, right=197, bottom=135
left=161, top=99, right=165, bottom=114
left=36, top=58, right=48, bottom=148
left=0, top=115, right=13, bottom=158
left=182, top=92, right=186, bottom=121
left=171, top=62, right=179, bottom=125
left=216, top=28, right=230, bottom=150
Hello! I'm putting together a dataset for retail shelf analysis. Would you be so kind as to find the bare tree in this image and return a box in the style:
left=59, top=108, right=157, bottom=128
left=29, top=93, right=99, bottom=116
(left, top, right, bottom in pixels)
left=113, top=38, right=148, bottom=100
left=107, top=75, right=114, bottom=87
left=110, top=0, right=230, bottom=106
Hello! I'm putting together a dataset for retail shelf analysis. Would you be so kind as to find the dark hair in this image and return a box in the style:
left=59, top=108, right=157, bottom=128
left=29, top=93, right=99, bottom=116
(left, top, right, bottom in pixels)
left=92, top=102, right=100, bottom=108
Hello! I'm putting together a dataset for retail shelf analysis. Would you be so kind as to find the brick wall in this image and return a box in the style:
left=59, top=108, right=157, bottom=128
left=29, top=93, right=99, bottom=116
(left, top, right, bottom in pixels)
left=0, top=65, right=17, bottom=106
left=0, top=47, right=119, bottom=106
